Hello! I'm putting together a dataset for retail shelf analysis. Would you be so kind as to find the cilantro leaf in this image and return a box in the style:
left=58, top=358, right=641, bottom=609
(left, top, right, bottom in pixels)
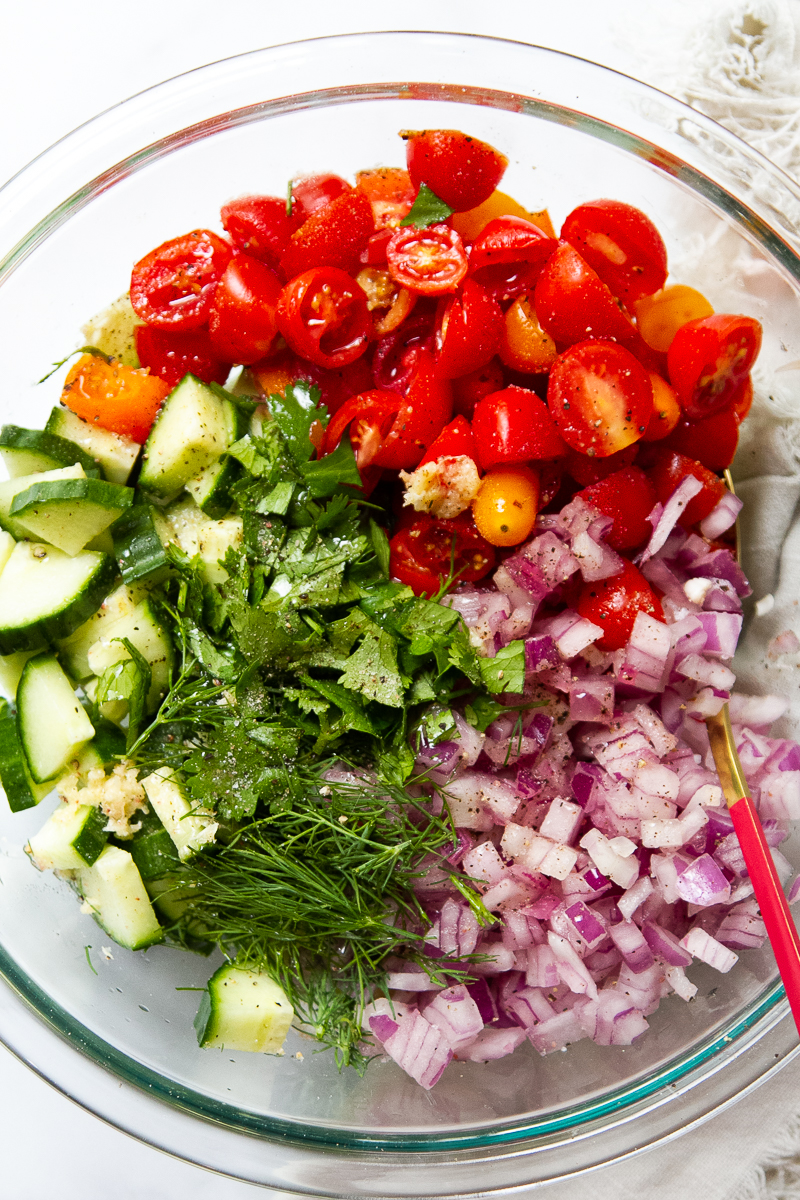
left=300, top=431, right=361, bottom=498
left=268, top=381, right=326, bottom=464
left=478, top=639, right=526, bottom=694
left=463, top=695, right=509, bottom=733
left=95, top=637, right=152, bottom=750
left=399, top=183, right=454, bottom=228
left=368, top=519, right=391, bottom=578
left=338, top=623, right=405, bottom=708
left=298, top=675, right=378, bottom=736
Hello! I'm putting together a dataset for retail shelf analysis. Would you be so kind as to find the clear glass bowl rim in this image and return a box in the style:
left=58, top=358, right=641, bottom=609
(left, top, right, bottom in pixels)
left=1, top=28, right=799, bottom=1176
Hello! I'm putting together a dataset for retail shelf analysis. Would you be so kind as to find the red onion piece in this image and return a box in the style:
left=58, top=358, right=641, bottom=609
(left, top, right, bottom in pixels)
left=423, top=985, right=484, bottom=1048
left=699, top=491, right=743, bottom=539
left=640, top=476, right=703, bottom=564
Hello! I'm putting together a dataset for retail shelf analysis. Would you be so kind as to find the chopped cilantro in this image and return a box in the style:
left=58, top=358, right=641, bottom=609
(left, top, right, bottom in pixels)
left=478, top=639, right=527, bottom=694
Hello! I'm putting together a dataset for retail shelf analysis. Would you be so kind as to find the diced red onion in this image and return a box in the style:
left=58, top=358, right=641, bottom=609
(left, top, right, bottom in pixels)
left=680, top=926, right=738, bottom=973
left=423, top=985, right=484, bottom=1048
left=640, top=476, right=703, bottom=564
left=675, top=853, right=731, bottom=906
left=540, top=797, right=583, bottom=845
left=642, top=920, right=693, bottom=967
left=608, top=920, right=655, bottom=973
left=547, top=932, right=599, bottom=1000
left=529, top=1007, right=588, bottom=1054
left=437, top=898, right=480, bottom=957
left=571, top=530, right=625, bottom=581
left=525, top=634, right=560, bottom=673
left=715, top=900, right=767, bottom=950
left=455, top=1026, right=528, bottom=1062
left=699, top=491, right=743, bottom=539
left=617, top=875, right=654, bottom=920
left=525, top=943, right=560, bottom=989
left=379, top=1008, right=454, bottom=1089
left=565, top=901, right=607, bottom=948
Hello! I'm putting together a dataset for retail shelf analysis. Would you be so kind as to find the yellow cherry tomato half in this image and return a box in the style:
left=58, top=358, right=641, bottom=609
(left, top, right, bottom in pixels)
left=643, top=372, right=681, bottom=441
left=633, top=284, right=714, bottom=353
left=451, top=190, right=556, bottom=242
left=499, top=295, right=558, bottom=374
left=472, top=465, right=540, bottom=547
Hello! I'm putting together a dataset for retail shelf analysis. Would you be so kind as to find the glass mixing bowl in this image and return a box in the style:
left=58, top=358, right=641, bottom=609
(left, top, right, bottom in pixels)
left=1, top=31, right=800, bottom=1198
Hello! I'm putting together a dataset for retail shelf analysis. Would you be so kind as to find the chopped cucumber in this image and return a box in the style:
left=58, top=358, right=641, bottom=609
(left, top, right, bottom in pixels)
left=80, top=294, right=143, bottom=368
left=166, top=497, right=242, bottom=584
left=77, top=844, right=163, bottom=950
left=0, top=541, right=117, bottom=653
left=45, top=406, right=140, bottom=485
left=17, top=653, right=95, bottom=782
left=0, top=699, right=51, bottom=811
left=0, top=649, right=36, bottom=700
left=86, top=595, right=173, bottom=711
left=138, top=376, right=241, bottom=500
left=27, top=800, right=108, bottom=870
left=82, top=675, right=127, bottom=725
left=10, top=477, right=134, bottom=556
left=57, top=582, right=144, bottom=682
left=185, top=455, right=239, bottom=520
left=0, top=426, right=101, bottom=479
left=112, top=503, right=172, bottom=584
left=0, top=463, right=85, bottom=540
left=127, top=809, right=182, bottom=880
left=194, top=963, right=294, bottom=1053
left=140, top=769, right=217, bottom=861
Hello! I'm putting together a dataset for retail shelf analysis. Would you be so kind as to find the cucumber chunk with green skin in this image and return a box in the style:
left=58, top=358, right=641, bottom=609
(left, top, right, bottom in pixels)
left=166, top=497, right=243, bottom=585
left=184, top=455, right=240, bottom=520
left=10, top=477, right=134, bottom=557
left=0, top=699, right=51, bottom=811
left=45, top=406, right=140, bottom=486
left=81, top=294, right=142, bottom=368
left=0, top=541, right=117, bottom=653
left=0, top=426, right=102, bottom=479
left=77, top=844, right=163, bottom=950
left=86, top=596, right=174, bottom=711
left=127, top=809, right=182, bottom=880
left=195, top=964, right=294, bottom=1053
left=138, top=375, right=241, bottom=500
left=0, top=463, right=85, bottom=540
left=112, top=503, right=173, bottom=585
left=140, top=769, right=218, bottom=861
left=0, top=649, right=36, bottom=700
left=17, top=653, right=95, bottom=782
left=27, top=800, right=108, bottom=870
left=58, top=584, right=142, bottom=682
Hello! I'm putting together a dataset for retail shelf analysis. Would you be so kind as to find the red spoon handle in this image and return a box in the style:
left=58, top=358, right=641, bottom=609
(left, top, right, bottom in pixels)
left=730, top=794, right=800, bottom=1034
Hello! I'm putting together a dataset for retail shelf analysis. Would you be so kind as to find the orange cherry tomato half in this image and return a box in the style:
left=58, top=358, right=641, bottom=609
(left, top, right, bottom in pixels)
left=386, top=224, right=468, bottom=295
left=61, top=354, right=170, bottom=444
left=499, top=295, right=558, bottom=374
left=402, top=129, right=509, bottom=213
left=667, top=314, right=762, bottom=420
left=472, top=465, right=540, bottom=547
left=642, top=373, right=681, bottom=441
left=633, top=284, right=714, bottom=353
left=356, top=168, right=416, bottom=229
left=547, top=340, right=652, bottom=458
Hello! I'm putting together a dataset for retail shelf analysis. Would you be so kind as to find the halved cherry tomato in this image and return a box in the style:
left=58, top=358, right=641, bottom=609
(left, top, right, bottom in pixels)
left=576, top=466, right=657, bottom=551
left=667, top=314, right=762, bottom=421
left=534, top=243, right=639, bottom=350
left=61, top=354, right=170, bottom=444
left=207, top=253, right=282, bottom=364
left=499, top=295, right=558, bottom=374
left=435, top=279, right=503, bottom=379
left=633, top=285, right=714, bottom=353
left=220, top=196, right=302, bottom=273
left=390, top=511, right=495, bottom=596
left=547, top=340, right=652, bottom=458
left=468, top=216, right=557, bottom=301
left=356, top=168, right=416, bottom=228
left=418, top=416, right=481, bottom=470
left=642, top=373, right=681, bottom=441
left=577, top=560, right=664, bottom=651
left=561, top=200, right=667, bottom=303
left=372, top=312, right=436, bottom=394
left=372, top=351, right=453, bottom=469
left=648, top=449, right=726, bottom=528
left=291, top=174, right=351, bottom=219
left=452, top=358, right=505, bottom=420
left=322, top=390, right=400, bottom=469
left=356, top=268, right=417, bottom=335
left=403, top=130, right=509, bottom=213
left=135, top=326, right=230, bottom=388
left=452, top=191, right=556, bottom=241
left=564, top=443, right=639, bottom=487
left=130, top=230, right=233, bottom=330
left=473, top=385, right=566, bottom=468
left=386, top=224, right=468, bottom=294
left=665, top=408, right=739, bottom=471
left=276, top=267, right=371, bottom=369
left=280, top=190, right=374, bottom=278
left=472, top=465, right=539, bottom=547
left=251, top=349, right=374, bottom=417
left=731, top=374, right=753, bottom=422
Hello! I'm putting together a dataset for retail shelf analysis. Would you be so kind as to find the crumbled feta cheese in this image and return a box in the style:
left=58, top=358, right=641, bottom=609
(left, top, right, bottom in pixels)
left=400, top=455, right=481, bottom=519
left=58, top=763, right=148, bottom=839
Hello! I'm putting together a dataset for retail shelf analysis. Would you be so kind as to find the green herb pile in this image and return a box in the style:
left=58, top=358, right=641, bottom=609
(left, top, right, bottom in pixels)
left=114, top=382, right=512, bottom=1068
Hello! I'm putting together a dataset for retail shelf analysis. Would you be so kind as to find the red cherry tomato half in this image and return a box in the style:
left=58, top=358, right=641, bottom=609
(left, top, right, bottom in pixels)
left=576, top=466, right=657, bottom=551
left=220, top=196, right=302, bottom=273
left=322, top=390, right=401, bottom=471
left=130, top=230, right=233, bottom=330
left=667, top=314, right=762, bottom=421
left=547, top=340, right=652, bottom=458
left=372, top=312, right=436, bottom=394
left=386, top=224, right=468, bottom=295
left=291, top=174, right=351, bottom=220
left=451, top=358, right=505, bottom=420
left=564, top=443, right=639, bottom=486
left=648, top=449, right=727, bottom=529
left=473, top=385, right=566, bottom=469
left=577, top=559, right=665, bottom=651
left=390, top=512, right=496, bottom=596
left=418, top=415, right=482, bottom=471
left=135, top=325, right=230, bottom=388
left=665, top=408, right=739, bottom=471
left=403, top=129, right=509, bottom=213
left=372, top=351, right=453, bottom=470
left=731, top=374, right=753, bottom=422
left=468, top=216, right=558, bottom=302
left=561, top=200, right=668, bottom=303
left=207, top=253, right=282, bottom=364
left=280, top=190, right=374, bottom=279
left=435, top=279, right=503, bottom=379
left=276, top=267, right=371, bottom=369
left=534, top=242, right=638, bottom=350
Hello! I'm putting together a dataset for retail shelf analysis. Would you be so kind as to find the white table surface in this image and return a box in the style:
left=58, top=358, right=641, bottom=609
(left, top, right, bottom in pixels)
left=0, top=2, right=777, bottom=1197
